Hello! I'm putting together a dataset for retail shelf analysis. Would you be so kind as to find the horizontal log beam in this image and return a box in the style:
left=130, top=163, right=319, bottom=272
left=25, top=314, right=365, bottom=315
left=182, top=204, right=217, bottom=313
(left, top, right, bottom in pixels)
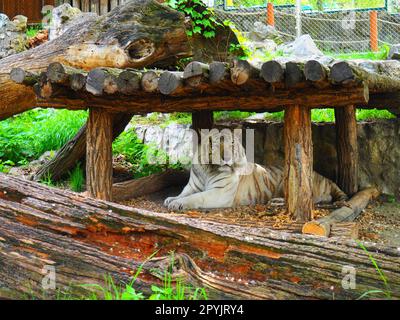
left=33, top=85, right=369, bottom=113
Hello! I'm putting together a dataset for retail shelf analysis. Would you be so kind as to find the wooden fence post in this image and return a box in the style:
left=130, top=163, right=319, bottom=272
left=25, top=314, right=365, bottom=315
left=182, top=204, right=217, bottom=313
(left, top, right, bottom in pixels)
left=86, top=108, right=113, bottom=201
left=370, top=11, right=379, bottom=52
left=267, top=2, right=275, bottom=27
left=335, top=105, right=359, bottom=196
left=284, top=105, right=313, bottom=222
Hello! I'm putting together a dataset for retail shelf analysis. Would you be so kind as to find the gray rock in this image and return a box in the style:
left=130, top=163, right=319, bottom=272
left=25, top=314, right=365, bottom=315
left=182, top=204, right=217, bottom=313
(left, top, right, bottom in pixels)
left=244, top=39, right=277, bottom=55
left=11, top=15, right=28, bottom=32
left=388, top=44, right=400, bottom=60
left=0, top=13, right=27, bottom=59
left=279, top=34, right=323, bottom=58
left=49, top=4, right=96, bottom=41
left=0, top=13, right=9, bottom=28
left=248, top=21, right=282, bottom=44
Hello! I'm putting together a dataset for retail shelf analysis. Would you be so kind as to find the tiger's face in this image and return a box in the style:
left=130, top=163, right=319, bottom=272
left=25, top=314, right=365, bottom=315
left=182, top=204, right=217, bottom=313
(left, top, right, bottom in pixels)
left=194, top=129, right=248, bottom=172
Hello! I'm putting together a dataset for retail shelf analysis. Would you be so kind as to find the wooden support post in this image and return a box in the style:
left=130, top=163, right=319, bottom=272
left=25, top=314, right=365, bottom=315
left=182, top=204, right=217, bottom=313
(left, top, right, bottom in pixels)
left=86, top=108, right=113, bottom=201
left=335, top=105, right=359, bottom=196
left=284, top=105, right=313, bottom=222
left=192, top=111, right=214, bottom=132
left=267, top=3, right=275, bottom=27
left=370, top=11, right=379, bottom=52
left=192, top=110, right=214, bottom=144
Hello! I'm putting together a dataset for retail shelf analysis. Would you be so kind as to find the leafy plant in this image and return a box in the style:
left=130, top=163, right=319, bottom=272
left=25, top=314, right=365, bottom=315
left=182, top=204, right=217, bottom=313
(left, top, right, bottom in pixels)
left=69, top=163, right=85, bottom=192
left=149, top=252, right=208, bottom=300
left=73, top=252, right=207, bottom=301
left=167, top=0, right=221, bottom=38
left=0, top=160, right=14, bottom=173
left=0, top=109, right=87, bottom=164
left=39, top=172, right=55, bottom=187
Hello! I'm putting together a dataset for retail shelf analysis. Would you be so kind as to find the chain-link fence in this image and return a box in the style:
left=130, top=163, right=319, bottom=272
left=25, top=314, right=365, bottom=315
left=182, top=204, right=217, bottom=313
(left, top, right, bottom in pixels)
left=213, top=1, right=400, bottom=53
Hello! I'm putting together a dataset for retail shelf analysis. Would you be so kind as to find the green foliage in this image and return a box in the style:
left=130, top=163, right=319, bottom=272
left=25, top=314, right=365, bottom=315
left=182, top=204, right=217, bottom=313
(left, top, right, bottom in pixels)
left=0, top=160, right=14, bottom=173
left=26, top=25, right=42, bottom=38
left=329, top=45, right=391, bottom=60
left=264, top=108, right=395, bottom=122
left=215, top=111, right=256, bottom=120
left=39, top=173, right=55, bottom=187
left=0, top=109, right=87, bottom=165
left=356, top=109, right=396, bottom=121
left=167, top=0, right=220, bottom=38
left=54, top=252, right=208, bottom=300
left=113, top=129, right=183, bottom=179
left=69, top=163, right=85, bottom=192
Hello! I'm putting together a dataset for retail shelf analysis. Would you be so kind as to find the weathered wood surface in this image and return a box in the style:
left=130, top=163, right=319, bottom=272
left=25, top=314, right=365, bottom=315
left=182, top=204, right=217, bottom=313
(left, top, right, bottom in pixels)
left=112, top=169, right=189, bottom=202
left=0, top=0, right=192, bottom=120
left=284, top=105, right=314, bottom=222
left=0, top=174, right=399, bottom=300
left=86, top=109, right=113, bottom=201
left=303, top=188, right=380, bottom=237
left=335, top=105, right=359, bottom=196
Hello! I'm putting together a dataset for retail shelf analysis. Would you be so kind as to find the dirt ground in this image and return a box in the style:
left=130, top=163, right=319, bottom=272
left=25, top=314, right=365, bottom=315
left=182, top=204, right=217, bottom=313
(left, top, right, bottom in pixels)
left=121, top=187, right=400, bottom=247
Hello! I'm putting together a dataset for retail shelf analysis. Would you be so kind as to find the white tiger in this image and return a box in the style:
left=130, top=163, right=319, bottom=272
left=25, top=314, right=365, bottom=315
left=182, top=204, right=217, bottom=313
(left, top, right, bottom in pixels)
left=164, top=130, right=347, bottom=211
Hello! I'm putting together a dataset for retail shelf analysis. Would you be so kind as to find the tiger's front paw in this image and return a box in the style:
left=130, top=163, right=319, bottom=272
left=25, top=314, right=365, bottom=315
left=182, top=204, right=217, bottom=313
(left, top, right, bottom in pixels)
left=164, top=196, right=177, bottom=207
left=168, top=199, right=189, bottom=211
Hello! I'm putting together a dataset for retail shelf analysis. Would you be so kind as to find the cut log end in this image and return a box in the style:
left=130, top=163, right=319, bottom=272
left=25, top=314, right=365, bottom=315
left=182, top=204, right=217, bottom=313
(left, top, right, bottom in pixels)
left=331, top=61, right=355, bottom=84
left=304, top=60, right=326, bottom=82
left=209, top=62, right=228, bottom=84
left=158, top=71, right=183, bottom=95
left=141, top=71, right=159, bottom=93
left=47, top=62, right=68, bottom=84
left=302, top=221, right=330, bottom=237
left=261, top=60, right=285, bottom=83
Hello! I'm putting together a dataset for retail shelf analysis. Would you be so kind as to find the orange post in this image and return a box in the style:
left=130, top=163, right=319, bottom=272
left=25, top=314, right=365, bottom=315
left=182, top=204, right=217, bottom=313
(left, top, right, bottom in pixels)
left=267, top=2, right=275, bottom=27
left=370, top=11, right=379, bottom=52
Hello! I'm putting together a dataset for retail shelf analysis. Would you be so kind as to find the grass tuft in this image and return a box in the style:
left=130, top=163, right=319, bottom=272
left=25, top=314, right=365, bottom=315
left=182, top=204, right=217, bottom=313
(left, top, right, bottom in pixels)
left=69, top=163, right=85, bottom=192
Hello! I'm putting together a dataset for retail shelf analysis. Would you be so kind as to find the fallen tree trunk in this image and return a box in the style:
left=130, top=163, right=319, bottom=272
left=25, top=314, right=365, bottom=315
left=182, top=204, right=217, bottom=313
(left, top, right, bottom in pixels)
left=112, top=169, right=189, bottom=201
left=0, top=174, right=398, bottom=300
left=302, top=188, right=380, bottom=237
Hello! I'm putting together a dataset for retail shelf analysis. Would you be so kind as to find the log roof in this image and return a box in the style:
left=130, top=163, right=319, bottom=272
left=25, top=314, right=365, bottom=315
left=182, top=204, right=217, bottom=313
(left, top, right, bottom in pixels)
left=10, top=58, right=400, bottom=113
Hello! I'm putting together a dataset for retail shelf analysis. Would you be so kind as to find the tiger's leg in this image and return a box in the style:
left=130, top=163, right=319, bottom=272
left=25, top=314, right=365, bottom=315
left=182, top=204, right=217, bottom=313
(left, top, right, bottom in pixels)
left=164, top=168, right=204, bottom=206
left=167, top=175, right=239, bottom=210
left=167, top=187, right=237, bottom=210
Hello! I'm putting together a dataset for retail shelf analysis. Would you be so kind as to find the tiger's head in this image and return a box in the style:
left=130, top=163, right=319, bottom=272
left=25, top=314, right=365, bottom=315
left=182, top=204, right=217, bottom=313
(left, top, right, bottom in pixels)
left=193, top=129, right=248, bottom=173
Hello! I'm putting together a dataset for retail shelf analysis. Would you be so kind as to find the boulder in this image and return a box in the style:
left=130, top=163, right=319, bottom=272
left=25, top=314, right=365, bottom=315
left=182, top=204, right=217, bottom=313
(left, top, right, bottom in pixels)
left=49, top=3, right=96, bottom=40
left=248, top=21, right=283, bottom=44
left=388, top=44, right=400, bottom=60
left=0, top=13, right=28, bottom=59
left=279, top=34, right=324, bottom=58
left=0, top=13, right=10, bottom=29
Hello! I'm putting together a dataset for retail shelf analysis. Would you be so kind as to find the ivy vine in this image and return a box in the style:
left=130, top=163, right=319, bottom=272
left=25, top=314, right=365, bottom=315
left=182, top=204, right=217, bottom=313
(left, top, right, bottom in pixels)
left=167, top=0, right=220, bottom=38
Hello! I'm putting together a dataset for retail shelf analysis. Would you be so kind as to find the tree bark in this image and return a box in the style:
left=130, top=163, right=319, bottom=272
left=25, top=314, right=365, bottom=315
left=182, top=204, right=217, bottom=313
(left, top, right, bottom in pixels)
left=112, top=169, right=189, bottom=202
left=86, top=109, right=113, bottom=200
left=284, top=105, right=314, bottom=222
left=335, top=105, right=359, bottom=196
left=0, top=174, right=399, bottom=300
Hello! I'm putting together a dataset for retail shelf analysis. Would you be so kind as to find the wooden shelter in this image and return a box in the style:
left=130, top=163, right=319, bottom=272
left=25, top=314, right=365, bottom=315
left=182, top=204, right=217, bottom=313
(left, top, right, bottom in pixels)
left=10, top=58, right=392, bottom=223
